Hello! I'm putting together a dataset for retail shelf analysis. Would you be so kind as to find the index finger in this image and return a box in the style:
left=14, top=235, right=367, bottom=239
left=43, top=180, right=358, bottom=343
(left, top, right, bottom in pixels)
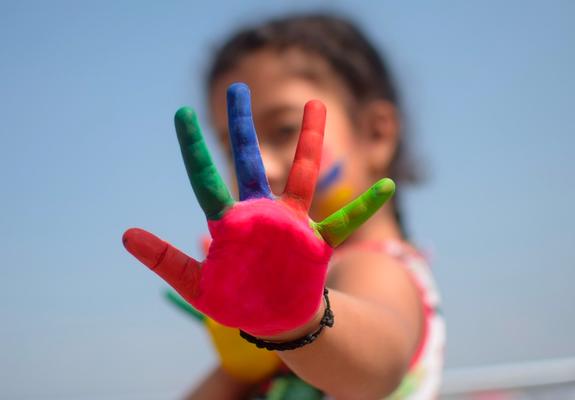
left=175, top=107, right=234, bottom=220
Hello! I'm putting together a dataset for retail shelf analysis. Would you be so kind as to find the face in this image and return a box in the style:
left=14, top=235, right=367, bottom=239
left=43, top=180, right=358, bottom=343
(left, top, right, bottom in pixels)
left=209, top=49, right=386, bottom=220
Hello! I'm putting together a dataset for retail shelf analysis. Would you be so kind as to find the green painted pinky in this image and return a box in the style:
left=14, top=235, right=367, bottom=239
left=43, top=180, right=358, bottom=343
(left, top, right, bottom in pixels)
left=315, top=178, right=396, bottom=247
left=175, top=107, right=234, bottom=220
left=164, top=289, right=206, bottom=322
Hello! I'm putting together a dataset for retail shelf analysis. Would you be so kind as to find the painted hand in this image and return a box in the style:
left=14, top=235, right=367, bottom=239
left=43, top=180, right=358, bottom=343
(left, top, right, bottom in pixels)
left=123, top=83, right=395, bottom=336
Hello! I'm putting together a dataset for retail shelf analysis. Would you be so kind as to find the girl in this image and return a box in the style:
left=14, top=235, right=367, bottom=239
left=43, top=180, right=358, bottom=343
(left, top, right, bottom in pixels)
left=125, top=13, right=444, bottom=400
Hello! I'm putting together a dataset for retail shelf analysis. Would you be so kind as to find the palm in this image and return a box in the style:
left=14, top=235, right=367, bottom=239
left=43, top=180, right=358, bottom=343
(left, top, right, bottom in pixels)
left=123, top=83, right=395, bottom=336
left=202, top=198, right=331, bottom=335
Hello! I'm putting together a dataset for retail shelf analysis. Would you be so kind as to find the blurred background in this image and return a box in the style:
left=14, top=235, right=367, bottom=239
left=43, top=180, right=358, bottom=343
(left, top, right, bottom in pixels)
left=1, top=1, right=574, bottom=398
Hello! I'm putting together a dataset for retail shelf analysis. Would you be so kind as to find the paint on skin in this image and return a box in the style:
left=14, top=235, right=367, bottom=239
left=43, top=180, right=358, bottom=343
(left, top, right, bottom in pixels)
left=317, top=161, right=343, bottom=192
left=123, top=83, right=395, bottom=337
left=315, top=146, right=355, bottom=219
left=227, top=83, right=273, bottom=201
left=316, top=145, right=339, bottom=192
left=316, top=183, right=356, bottom=220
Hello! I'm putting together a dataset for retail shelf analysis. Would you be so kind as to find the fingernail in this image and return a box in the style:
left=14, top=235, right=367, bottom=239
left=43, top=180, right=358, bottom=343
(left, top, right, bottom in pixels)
left=174, top=106, right=196, bottom=123
left=227, top=82, right=251, bottom=117
left=375, top=178, right=396, bottom=196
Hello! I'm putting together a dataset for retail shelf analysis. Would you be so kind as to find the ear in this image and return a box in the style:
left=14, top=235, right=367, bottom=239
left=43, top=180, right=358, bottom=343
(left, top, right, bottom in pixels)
left=357, top=100, right=400, bottom=176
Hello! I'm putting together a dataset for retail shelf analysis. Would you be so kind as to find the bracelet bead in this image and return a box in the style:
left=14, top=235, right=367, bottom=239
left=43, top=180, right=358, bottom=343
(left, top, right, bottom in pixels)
left=239, top=288, right=334, bottom=351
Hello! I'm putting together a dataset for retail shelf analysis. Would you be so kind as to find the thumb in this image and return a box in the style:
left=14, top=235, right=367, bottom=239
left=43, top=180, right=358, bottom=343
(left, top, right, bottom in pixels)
left=123, top=228, right=202, bottom=300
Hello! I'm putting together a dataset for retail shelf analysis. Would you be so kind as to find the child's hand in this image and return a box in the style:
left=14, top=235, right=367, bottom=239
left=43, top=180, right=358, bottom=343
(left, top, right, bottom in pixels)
left=122, top=83, right=395, bottom=336
left=165, top=289, right=281, bottom=382
left=163, top=235, right=280, bottom=382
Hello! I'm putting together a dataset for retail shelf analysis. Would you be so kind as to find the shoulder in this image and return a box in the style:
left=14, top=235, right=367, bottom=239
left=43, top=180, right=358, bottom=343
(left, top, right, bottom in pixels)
left=328, top=241, right=423, bottom=303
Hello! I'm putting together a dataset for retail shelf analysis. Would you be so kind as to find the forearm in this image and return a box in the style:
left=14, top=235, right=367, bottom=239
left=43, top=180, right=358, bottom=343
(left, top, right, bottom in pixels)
left=183, top=366, right=254, bottom=400
left=273, top=290, right=418, bottom=400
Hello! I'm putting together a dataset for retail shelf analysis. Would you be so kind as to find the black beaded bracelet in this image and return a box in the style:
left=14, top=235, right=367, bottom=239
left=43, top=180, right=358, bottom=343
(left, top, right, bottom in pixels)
left=239, top=288, right=334, bottom=351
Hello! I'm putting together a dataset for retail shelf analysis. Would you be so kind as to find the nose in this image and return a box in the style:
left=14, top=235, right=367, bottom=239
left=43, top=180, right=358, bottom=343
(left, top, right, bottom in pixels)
left=260, top=147, right=287, bottom=194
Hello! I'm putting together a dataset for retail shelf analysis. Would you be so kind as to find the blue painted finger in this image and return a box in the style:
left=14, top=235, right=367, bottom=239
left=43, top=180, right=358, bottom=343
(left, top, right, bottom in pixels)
left=227, top=83, right=272, bottom=200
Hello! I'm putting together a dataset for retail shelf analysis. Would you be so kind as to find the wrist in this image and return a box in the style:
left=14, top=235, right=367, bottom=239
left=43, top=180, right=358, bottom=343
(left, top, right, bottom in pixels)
left=239, top=288, right=335, bottom=351
left=255, top=298, right=326, bottom=342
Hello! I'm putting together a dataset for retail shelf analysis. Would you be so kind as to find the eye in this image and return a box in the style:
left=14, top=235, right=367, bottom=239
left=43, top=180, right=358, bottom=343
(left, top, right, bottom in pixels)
left=270, top=123, right=299, bottom=144
left=277, top=124, right=298, bottom=135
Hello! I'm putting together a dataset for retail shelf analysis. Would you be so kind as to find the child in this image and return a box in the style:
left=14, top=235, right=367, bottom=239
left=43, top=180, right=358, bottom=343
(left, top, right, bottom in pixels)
left=125, top=14, right=444, bottom=400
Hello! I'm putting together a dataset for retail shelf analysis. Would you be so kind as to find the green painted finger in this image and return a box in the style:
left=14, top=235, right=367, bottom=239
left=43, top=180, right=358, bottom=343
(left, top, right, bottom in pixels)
left=175, top=107, right=234, bottom=220
left=315, top=178, right=396, bottom=247
left=164, top=289, right=206, bottom=323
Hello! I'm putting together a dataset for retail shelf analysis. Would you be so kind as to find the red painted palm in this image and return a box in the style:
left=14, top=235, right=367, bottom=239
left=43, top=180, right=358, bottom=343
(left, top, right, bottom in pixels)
left=123, top=83, right=395, bottom=336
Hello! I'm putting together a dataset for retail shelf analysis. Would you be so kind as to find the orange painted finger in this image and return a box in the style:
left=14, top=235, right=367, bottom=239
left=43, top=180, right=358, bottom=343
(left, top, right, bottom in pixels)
left=282, top=100, right=326, bottom=213
left=123, top=228, right=201, bottom=298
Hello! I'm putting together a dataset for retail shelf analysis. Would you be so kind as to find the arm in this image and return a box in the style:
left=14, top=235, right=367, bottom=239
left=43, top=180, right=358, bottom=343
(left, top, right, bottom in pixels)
left=123, top=83, right=405, bottom=400
left=263, top=250, right=424, bottom=399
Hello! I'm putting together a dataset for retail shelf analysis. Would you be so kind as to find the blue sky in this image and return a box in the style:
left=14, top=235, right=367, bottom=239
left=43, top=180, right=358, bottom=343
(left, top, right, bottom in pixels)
left=1, top=0, right=574, bottom=397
